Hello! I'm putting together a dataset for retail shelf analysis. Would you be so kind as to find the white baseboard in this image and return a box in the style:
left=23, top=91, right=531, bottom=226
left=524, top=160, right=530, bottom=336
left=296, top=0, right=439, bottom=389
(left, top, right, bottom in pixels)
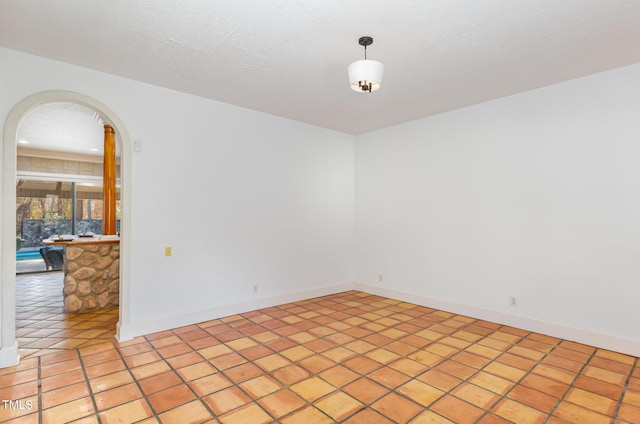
left=116, top=283, right=354, bottom=342
left=8, top=280, right=637, bottom=369
left=354, top=282, right=640, bottom=358
left=0, top=341, right=19, bottom=369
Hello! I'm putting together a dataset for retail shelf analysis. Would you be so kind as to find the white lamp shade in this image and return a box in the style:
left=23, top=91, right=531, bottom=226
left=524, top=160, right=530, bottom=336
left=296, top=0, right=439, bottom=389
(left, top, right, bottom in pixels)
left=348, top=59, right=384, bottom=92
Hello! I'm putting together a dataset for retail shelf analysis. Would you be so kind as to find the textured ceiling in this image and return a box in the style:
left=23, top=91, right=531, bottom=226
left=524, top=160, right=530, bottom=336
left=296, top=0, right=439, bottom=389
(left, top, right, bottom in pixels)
left=2, top=0, right=640, bottom=135
left=17, top=102, right=121, bottom=158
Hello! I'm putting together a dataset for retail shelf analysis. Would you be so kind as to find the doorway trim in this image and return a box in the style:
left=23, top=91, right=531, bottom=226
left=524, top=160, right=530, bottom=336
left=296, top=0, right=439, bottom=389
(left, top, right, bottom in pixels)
left=1, top=90, right=132, bottom=367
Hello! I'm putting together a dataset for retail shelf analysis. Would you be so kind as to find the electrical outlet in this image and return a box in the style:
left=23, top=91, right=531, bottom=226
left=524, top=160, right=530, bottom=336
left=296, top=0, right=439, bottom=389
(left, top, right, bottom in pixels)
left=165, top=246, right=172, bottom=256
left=252, top=284, right=259, bottom=294
left=509, top=296, right=517, bottom=307
left=378, top=274, right=383, bottom=282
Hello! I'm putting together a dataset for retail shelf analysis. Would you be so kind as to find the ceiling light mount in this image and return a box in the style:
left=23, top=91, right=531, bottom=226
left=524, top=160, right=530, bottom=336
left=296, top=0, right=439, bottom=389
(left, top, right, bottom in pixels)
left=359, top=36, right=373, bottom=48
left=348, top=36, right=384, bottom=93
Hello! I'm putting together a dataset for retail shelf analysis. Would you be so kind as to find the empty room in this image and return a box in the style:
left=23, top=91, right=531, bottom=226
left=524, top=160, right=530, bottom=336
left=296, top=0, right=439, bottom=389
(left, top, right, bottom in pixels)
left=1, top=1, right=640, bottom=423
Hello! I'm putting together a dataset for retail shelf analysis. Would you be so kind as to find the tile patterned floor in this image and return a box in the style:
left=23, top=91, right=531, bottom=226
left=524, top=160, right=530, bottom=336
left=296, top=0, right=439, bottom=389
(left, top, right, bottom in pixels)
left=2, top=285, right=640, bottom=423
left=15, top=272, right=118, bottom=359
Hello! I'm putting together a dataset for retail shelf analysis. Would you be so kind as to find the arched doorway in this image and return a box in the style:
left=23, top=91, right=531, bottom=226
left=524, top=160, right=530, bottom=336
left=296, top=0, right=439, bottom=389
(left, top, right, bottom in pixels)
left=2, top=91, right=132, bottom=367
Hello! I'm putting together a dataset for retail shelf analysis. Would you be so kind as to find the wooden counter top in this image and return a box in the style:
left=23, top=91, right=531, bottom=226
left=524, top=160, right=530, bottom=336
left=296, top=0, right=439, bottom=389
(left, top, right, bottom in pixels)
left=43, top=237, right=120, bottom=245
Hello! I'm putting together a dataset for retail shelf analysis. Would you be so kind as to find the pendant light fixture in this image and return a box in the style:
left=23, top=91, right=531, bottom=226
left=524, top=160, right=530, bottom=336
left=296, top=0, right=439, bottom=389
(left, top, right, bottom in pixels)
left=348, top=36, right=384, bottom=92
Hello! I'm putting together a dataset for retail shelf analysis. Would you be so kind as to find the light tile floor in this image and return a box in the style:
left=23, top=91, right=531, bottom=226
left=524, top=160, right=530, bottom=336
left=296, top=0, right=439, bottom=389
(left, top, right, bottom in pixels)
left=2, top=281, right=639, bottom=423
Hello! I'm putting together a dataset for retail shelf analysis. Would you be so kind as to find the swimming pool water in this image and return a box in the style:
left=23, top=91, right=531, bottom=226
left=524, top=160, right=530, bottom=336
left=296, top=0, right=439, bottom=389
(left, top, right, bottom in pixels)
left=16, top=250, right=44, bottom=261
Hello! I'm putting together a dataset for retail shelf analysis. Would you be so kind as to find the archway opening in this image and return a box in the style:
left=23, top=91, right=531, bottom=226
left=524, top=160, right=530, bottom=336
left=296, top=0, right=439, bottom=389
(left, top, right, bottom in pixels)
left=2, top=91, right=132, bottom=367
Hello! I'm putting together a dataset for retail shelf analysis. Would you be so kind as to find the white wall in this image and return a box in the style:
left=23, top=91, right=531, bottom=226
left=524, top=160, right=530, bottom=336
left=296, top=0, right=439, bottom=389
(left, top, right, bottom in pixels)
left=3, top=46, right=640, bottom=363
left=0, top=48, right=355, bottom=353
left=355, top=63, right=640, bottom=355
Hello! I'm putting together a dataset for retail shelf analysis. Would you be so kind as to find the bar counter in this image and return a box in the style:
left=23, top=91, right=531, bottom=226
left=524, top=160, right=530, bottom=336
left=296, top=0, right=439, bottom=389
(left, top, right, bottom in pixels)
left=44, top=236, right=120, bottom=313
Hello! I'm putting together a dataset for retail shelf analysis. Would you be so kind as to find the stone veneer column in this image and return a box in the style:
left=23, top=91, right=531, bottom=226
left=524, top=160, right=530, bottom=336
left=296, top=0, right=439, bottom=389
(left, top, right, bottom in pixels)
left=63, top=242, right=119, bottom=313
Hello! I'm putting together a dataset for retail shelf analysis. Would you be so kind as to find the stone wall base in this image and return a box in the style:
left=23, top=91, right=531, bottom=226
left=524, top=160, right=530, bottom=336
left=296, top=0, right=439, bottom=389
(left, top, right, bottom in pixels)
left=63, top=242, right=119, bottom=313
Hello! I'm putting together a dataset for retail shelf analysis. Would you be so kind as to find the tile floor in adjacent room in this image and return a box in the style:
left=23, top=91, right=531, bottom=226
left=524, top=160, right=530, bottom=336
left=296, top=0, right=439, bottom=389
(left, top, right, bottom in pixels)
left=2, top=279, right=640, bottom=423
left=14, top=272, right=118, bottom=359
